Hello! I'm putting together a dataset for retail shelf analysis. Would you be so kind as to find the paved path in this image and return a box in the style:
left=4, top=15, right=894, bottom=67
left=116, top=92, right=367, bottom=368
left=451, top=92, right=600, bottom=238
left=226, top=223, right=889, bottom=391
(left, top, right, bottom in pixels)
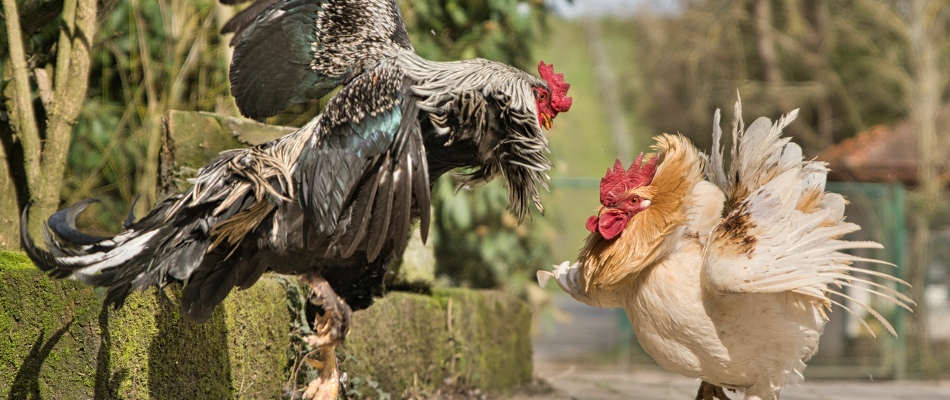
left=512, top=363, right=950, bottom=400
left=512, top=295, right=950, bottom=400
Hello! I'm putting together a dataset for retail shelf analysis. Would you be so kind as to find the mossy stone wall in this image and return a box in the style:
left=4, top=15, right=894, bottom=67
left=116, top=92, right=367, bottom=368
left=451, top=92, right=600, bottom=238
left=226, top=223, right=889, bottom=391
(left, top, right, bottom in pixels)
left=0, top=252, right=101, bottom=399
left=2, top=252, right=534, bottom=398
left=1, top=251, right=288, bottom=399
left=342, top=288, right=533, bottom=397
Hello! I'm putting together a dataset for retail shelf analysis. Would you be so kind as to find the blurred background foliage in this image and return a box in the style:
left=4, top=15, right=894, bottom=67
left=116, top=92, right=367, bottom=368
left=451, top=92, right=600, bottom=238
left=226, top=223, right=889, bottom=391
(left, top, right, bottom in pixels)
left=67, top=0, right=231, bottom=229
left=627, top=0, right=944, bottom=155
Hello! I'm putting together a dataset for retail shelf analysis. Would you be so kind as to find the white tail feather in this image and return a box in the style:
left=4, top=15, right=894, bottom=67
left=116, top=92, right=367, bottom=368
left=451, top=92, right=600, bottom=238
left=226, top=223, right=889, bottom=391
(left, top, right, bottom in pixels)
left=704, top=100, right=912, bottom=338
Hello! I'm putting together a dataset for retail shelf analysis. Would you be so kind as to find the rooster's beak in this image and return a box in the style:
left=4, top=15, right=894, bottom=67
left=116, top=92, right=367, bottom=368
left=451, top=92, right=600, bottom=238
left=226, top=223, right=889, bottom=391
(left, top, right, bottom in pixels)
left=541, top=113, right=553, bottom=130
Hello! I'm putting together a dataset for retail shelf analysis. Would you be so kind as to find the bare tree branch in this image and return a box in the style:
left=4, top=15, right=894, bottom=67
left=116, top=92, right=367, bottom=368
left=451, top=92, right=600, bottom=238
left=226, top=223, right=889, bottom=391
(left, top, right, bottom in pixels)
left=2, top=0, right=42, bottom=187
left=32, top=0, right=99, bottom=234
left=754, top=0, right=824, bottom=151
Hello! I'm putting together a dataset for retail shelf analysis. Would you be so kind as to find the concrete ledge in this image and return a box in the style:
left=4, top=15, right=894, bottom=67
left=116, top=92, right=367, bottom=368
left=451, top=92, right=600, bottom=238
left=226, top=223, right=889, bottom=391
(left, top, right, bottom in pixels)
left=1, top=251, right=534, bottom=398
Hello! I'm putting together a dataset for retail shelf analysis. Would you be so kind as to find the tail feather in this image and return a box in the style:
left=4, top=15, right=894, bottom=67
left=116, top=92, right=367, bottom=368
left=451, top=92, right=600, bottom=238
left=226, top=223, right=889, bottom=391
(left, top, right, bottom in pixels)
left=22, top=208, right=73, bottom=279
left=22, top=198, right=217, bottom=309
left=703, top=101, right=914, bottom=337
left=389, top=151, right=414, bottom=257
left=20, top=124, right=318, bottom=322
left=366, top=155, right=395, bottom=261
left=123, top=197, right=140, bottom=229
left=47, top=199, right=110, bottom=246
left=181, top=252, right=233, bottom=322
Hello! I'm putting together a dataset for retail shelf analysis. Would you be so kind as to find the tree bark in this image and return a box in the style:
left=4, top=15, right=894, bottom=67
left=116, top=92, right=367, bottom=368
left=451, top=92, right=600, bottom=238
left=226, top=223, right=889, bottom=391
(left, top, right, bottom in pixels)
left=33, top=0, right=99, bottom=229
left=0, top=123, right=19, bottom=249
left=0, top=0, right=99, bottom=249
left=2, top=0, right=41, bottom=186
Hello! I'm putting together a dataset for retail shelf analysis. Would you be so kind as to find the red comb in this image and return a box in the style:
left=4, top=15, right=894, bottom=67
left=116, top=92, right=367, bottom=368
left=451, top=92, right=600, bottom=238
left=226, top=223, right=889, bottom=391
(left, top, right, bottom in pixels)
left=538, top=61, right=572, bottom=113
left=599, top=154, right=658, bottom=206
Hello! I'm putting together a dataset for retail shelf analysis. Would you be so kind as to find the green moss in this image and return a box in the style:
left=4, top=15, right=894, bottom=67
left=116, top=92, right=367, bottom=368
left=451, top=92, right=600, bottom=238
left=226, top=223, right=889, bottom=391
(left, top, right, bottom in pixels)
left=2, top=264, right=290, bottom=399
left=340, top=289, right=533, bottom=397
left=0, top=264, right=101, bottom=399
left=434, top=288, right=533, bottom=391
left=2, top=258, right=531, bottom=399
left=104, top=290, right=161, bottom=397
left=221, top=278, right=289, bottom=399
left=0, top=251, right=36, bottom=270
left=104, top=278, right=289, bottom=399
left=342, top=292, right=453, bottom=396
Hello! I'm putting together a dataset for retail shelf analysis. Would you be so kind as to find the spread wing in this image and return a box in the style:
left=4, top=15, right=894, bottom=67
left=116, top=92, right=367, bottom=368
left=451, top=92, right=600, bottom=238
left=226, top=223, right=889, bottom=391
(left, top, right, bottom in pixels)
left=295, top=60, right=429, bottom=262
left=702, top=103, right=913, bottom=336
left=222, top=0, right=413, bottom=120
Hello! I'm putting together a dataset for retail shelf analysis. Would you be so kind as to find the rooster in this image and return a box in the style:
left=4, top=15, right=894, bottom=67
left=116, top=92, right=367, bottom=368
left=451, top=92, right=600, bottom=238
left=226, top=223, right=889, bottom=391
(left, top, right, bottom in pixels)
left=539, top=101, right=912, bottom=400
left=21, top=0, right=571, bottom=398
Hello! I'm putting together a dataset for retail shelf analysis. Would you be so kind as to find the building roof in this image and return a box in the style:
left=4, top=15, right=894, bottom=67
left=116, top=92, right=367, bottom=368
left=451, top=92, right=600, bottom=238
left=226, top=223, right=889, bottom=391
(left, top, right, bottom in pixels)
left=816, top=121, right=919, bottom=184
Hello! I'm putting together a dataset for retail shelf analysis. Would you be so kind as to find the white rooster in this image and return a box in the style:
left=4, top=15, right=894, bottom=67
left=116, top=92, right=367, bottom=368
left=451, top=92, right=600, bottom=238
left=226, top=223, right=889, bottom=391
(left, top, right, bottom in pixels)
left=539, top=101, right=913, bottom=400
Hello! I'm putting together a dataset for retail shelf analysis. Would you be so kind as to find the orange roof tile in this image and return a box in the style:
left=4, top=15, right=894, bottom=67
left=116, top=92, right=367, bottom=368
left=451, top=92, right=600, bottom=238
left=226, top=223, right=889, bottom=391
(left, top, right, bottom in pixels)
left=816, top=121, right=919, bottom=184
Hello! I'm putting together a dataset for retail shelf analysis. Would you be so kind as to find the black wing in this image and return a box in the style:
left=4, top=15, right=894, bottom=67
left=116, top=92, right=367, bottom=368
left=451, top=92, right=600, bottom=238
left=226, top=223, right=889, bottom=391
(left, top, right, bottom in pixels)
left=295, top=60, right=430, bottom=262
left=222, top=0, right=413, bottom=120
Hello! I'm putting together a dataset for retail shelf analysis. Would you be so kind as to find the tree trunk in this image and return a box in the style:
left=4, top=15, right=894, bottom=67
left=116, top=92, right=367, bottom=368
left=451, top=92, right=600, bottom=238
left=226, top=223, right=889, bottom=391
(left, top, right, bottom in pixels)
left=0, top=126, right=19, bottom=249
left=906, top=0, right=948, bottom=375
left=753, top=0, right=823, bottom=152
left=0, top=0, right=99, bottom=249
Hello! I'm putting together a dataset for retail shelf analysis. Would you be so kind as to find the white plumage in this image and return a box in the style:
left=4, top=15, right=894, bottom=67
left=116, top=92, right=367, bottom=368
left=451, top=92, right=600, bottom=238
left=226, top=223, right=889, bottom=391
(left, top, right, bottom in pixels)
left=540, top=100, right=913, bottom=400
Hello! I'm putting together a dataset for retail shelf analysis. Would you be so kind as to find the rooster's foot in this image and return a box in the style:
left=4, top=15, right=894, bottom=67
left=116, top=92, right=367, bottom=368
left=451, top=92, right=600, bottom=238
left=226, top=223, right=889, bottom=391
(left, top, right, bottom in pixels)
left=695, top=381, right=732, bottom=400
left=301, top=344, right=341, bottom=400
left=300, top=274, right=352, bottom=400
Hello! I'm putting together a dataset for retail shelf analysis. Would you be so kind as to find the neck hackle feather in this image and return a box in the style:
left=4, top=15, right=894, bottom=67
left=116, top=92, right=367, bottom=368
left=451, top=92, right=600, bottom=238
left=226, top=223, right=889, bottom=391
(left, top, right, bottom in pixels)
left=579, top=134, right=704, bottom=292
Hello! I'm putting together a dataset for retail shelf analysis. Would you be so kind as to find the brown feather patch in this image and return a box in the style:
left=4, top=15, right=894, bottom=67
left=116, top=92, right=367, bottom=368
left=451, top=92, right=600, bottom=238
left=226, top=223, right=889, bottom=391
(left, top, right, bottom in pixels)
left=795, top=187, right=824, bottom=214
left=713, top=202, right=757, bottom=258
left=210, top=201, right=276, bottom=251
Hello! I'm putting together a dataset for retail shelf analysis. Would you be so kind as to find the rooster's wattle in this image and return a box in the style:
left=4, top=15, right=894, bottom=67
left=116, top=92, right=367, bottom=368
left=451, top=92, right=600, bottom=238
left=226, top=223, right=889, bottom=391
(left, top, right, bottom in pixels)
left=540, top=101, right=911, bottom=400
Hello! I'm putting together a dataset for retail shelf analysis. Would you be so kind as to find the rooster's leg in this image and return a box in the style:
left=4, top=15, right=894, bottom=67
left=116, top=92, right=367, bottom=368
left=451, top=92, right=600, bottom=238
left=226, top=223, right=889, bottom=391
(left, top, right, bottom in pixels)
left=695, top=381, right=732, bottom=400
left=301, top=274, right=352, bottom=400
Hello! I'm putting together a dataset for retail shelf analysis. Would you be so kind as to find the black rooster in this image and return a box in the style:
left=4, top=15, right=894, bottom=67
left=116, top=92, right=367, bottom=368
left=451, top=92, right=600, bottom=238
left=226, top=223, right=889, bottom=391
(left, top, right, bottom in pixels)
left=21, top=0, right=571, bottom=398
